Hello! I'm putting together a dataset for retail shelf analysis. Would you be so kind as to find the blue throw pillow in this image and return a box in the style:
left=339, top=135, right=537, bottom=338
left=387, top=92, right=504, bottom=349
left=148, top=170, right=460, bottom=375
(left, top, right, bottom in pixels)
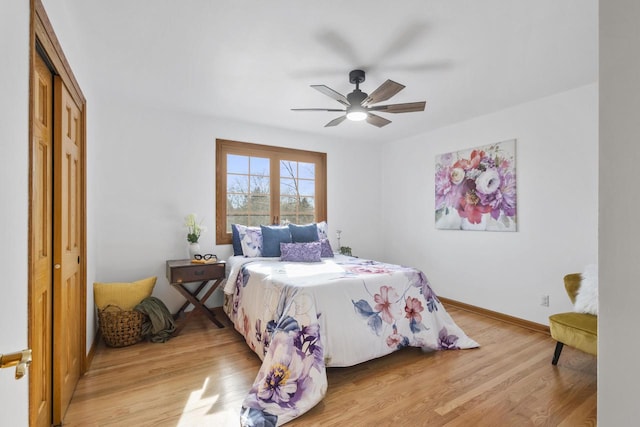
left=289, top=223, right=319, bottom=243
left=231, top=224, right=243, bottom=256
left=261, top=225, right=292, bottom=257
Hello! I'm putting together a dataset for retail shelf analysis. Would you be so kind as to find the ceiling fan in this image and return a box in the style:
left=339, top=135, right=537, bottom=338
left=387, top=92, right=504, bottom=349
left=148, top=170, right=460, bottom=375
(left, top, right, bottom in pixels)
left=292, top=69, right=426, bottom=128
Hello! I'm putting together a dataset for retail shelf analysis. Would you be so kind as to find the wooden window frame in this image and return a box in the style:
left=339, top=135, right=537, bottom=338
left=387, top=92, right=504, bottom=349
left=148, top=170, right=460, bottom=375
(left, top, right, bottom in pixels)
left=215, top=139, right=327, bottom=245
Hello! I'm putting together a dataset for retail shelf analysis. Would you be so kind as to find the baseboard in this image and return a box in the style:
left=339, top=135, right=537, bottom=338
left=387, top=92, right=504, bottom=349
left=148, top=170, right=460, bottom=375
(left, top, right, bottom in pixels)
left=439, top=296, right=550, bottom=335
left=84, top=330, right=100, bottom=373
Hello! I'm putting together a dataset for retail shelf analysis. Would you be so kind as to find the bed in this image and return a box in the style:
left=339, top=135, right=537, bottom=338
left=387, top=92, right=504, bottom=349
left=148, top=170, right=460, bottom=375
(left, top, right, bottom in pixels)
left=223, top=253, right=479, bottom=426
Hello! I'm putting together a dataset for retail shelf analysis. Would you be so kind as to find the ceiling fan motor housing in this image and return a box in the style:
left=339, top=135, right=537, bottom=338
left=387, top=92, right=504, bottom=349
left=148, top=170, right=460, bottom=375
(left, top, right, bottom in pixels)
left=349, top=69, right=366, bottom=85
left=347, top=89, right=367, bottom=106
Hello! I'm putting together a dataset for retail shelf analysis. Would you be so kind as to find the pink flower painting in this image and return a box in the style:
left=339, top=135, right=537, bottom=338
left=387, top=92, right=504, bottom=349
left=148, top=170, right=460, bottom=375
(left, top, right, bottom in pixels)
left=435, top=140, right=517, bottom=231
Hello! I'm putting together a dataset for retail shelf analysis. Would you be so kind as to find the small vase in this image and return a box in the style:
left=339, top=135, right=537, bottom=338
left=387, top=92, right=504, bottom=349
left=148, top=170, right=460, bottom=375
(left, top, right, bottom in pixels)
left=188, top=242, right=201, bottom=259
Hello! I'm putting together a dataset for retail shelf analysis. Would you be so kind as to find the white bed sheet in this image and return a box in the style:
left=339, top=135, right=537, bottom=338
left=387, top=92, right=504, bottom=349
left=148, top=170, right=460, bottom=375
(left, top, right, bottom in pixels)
left=223, top=254, right=478, bottom=426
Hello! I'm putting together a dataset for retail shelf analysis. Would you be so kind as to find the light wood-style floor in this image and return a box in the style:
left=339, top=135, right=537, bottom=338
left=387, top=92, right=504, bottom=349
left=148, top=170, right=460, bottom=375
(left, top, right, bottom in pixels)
left=63, top=306, right=596, bottom=426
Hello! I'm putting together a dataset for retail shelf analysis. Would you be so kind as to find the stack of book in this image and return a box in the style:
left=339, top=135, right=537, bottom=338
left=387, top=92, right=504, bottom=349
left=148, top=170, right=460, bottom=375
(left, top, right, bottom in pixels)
left=191, top=257, right=217, bottom=264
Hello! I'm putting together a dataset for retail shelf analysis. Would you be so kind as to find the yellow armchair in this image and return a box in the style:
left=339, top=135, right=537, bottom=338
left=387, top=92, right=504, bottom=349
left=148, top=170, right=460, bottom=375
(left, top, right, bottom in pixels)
left=548, top=273, right=597, bottom=365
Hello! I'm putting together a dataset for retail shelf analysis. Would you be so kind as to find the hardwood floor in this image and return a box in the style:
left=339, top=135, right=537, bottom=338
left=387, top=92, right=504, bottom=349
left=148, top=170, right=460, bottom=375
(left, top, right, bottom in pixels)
left=63, top=306, right=596, bottom=426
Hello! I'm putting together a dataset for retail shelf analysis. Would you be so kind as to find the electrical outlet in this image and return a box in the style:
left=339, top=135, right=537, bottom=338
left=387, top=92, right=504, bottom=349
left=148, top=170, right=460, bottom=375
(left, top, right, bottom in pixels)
left=540, top=295, right=550, bottom=307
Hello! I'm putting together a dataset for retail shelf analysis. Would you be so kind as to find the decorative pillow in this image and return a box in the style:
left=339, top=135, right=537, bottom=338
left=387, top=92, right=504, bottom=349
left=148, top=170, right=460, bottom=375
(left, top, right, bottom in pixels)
left=574, top=264, right=598, bottom=315
left=238, top=226, right=263, bottom=257
left=93, top=276, right=157, bottom=310
left=280, top=241, right=322, bottom=262
left=320, top=238, right=334, bottom=257
left=261, top=225, right=292, bottom=257
left=231, top=224, right=243, bottom=256
left=316, top=221, right=329, bottom=240
left=289, top=223, right=319, bottom=243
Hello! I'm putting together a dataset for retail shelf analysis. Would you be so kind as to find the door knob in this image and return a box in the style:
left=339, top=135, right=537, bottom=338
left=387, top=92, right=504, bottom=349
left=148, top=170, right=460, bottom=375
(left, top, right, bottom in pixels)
left=54, top=264, right=61, bottom=269
left=0, top=349, right=32, bottom=380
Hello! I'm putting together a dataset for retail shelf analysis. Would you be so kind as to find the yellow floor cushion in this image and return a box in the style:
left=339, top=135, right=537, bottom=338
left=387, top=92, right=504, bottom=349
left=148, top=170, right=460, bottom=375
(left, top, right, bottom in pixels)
left=93, top=276, right=157, bottom=310
left=549, top=311, right=598, bottom=356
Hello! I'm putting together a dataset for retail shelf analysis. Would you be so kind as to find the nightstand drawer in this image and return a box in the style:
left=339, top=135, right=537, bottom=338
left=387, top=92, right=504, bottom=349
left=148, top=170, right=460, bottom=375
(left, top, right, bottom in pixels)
left=166, top=261, right=225, bottom=284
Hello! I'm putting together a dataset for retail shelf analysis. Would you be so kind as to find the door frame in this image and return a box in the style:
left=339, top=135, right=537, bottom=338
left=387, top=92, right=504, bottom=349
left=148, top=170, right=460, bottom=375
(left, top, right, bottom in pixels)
left=28, top=0, right=87, bottom=424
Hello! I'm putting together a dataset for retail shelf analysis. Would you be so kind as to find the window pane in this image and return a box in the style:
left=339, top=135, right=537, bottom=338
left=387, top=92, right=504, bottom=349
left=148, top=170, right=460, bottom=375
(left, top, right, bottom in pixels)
left=298, top=162, right=315, bottom=179
left=227, top=154, right=248, bottom=174
left=280, top=178, right=297, bottom=196
left=227, top=215, right=248, bottom=233
left=227, top=154, right=271, bottom=230
left=250, top=175, right=270, bottom=195
left=282, top=214, right=316, bottom=225
left=280, top=160, right=296, bottom=178
left=299, top=196, right=315, bottom=212
left=249, top=195, right=270, bottom=214
left=251, top=157, right=269, bottom=177
left=278, top=158, right=316, bottom=224
left=280, top=196, right=316, bottom=224
left=228, top=174, right=249, bottom=193
left=227, top=193, right=248, bottom=212
left=298, top=215, right=315, bottom=224
left=298, top=179, right=315, bottom=196
left=280, top=196, right=298, bottom=213
left=248, top=215, right=270, bottom=227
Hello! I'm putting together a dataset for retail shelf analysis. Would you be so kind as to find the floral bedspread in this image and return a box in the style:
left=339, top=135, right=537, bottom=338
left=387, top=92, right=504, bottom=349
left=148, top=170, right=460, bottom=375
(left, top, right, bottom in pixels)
left=223, top=255, right=479, bottom=426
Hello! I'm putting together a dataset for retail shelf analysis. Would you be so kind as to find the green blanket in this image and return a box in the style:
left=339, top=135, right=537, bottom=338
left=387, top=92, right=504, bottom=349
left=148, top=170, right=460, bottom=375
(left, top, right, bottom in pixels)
left=135, top=296, right=176, bottom=343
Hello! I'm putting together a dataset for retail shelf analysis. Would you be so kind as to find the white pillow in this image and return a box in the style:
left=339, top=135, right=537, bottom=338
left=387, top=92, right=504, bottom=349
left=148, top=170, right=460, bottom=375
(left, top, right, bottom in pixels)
left=316, top=221, right=328, bottom=240
left=239, top=226, right=263, bottom=257
left=574, top=264, right=598, bottom=315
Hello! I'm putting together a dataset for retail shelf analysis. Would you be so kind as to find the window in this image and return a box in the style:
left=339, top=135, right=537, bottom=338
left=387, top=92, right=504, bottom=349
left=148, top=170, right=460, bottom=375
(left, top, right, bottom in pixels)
left=216, top=139, right=327, bottom=244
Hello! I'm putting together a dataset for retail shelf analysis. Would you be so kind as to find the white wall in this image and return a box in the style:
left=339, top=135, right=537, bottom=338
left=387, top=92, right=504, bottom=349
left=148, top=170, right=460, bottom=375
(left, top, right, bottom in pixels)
left=0, top=0, right=31, bottom=425
left=90, top=100, right=383, bottom=312
left=380, top=84, right=598, bottom=326
left=599, top=1, right=640, bottom=424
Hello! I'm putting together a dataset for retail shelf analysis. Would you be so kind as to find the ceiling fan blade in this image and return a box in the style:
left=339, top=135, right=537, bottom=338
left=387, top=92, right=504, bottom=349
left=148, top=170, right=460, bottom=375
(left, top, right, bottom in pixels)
left=369, top=101, right=426, bottom=113
left=362, top=80, right=405, bottom=106
left=291, top=108, right=345, bottom=112
left=325, top=116, right=347, bottom=127
left=311, top=85, right=350, bottom=106
left=366, top=113, right=391, bottom=128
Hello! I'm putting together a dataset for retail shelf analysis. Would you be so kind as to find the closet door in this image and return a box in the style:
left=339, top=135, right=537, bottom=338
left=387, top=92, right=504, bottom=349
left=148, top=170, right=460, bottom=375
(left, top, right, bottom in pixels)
left=30, top=2, right=87, bottom=425
left=30, top=51, right=54, bottom=427
left=52, top=76, right=83, bottom=424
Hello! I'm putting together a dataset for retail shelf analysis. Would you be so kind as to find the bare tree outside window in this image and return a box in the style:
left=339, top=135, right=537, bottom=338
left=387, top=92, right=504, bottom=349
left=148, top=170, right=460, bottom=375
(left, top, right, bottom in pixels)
left=280, top=160, right=315, bottom=225
left=226, top=155, right=270, bottom=229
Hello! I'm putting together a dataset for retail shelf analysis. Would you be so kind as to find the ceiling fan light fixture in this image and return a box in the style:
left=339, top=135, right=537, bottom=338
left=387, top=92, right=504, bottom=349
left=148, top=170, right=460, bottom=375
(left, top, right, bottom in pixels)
left=293, top=69, right=426, bottom=128
left=346, top=106, right=367, bottom=121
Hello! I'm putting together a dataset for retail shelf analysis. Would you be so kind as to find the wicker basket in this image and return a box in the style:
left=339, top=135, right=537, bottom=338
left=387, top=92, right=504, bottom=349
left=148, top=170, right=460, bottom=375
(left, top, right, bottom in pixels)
left=98, top=305, right=145, bottom=347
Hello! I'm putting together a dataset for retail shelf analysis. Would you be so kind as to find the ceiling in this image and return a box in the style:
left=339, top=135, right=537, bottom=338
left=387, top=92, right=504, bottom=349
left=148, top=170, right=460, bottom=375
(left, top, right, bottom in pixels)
left=45, top=0, right=598, bottom=143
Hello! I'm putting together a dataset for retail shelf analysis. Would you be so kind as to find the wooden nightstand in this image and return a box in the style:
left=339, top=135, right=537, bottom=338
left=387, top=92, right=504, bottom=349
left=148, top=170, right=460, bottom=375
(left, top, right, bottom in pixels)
left=166, top=259, right=226, bottom=334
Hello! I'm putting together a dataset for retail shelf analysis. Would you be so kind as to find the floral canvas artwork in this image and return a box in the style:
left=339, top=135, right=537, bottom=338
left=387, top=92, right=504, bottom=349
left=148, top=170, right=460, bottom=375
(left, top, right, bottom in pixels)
left=435, top=139, right=517, bottom=231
